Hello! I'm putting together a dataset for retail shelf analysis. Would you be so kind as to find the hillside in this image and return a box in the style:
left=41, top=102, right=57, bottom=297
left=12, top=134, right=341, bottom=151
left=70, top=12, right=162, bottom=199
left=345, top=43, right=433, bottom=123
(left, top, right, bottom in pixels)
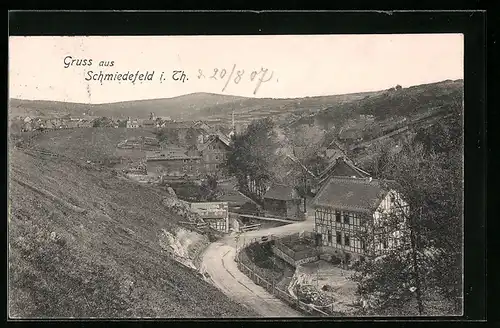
left=9, top=80, right=461, bottom=125
left=21, top=128, right=157, bottom=163
left=9, top=90, right=383, bottom=123
left=181, top=91, right=383, bottom=123
left=295, top=79, right=463, bottom=130
left=9, top=93, right=247, bottom=120
left=8, top=144, right=257, bottom=318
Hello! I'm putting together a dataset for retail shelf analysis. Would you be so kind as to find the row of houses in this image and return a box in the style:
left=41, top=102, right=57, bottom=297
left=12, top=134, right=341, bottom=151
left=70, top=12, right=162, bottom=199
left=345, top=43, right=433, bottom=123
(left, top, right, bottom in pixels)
left=125, top=112, right=173, bottom=129
left=18, top=116, right=94, bottom=132
left=145, top=129, right=232, bottom=178
left=254, top=138, right=409, bottom=260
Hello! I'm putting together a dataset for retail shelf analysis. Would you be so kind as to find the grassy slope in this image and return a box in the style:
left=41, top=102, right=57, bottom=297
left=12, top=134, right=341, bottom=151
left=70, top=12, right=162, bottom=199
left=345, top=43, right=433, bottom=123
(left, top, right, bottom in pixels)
left=8, top=143, right=256, bottom=318
left=28, top=128, right=157, bottom=162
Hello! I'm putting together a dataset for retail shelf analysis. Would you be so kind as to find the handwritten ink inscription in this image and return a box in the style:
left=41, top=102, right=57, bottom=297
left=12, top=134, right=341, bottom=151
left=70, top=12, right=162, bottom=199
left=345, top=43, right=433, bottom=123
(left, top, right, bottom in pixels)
left=197, top=65, right=274, bottom=95
left=64, top=55, right=277, bottom=95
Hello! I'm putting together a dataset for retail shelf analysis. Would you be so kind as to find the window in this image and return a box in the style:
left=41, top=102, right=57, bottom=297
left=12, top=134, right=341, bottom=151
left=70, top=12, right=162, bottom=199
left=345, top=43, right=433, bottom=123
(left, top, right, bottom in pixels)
left=360, top=240, right=366, bottom=250
left=327, top=231, right=332, bottom=243
left=390, top=195, right=396, bottom=204
left=336, top=231, right=342, bottom=244
left=353, top=213, right=359, bottom=226
left=335, top=211, right=341, bottom=223
left=344, top=234, right=350, bottom=246
left=344, top=213, right=351, bottom=225
left=215, top=155, right=219, bottom=160
left=382, top=237, right=388, bottom=249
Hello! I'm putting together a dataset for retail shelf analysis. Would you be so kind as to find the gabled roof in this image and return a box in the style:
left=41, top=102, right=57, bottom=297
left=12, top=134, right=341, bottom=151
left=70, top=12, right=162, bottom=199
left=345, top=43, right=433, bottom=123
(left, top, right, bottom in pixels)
left=215, top=131, right=231, bottom=146
left=263, top=184, right=301, bottom=201
left=326, top=138, right=347, bottom=152
left=193, top=121, right=213, bottom=133
left=198, top=133, right=231, bottom=151
left=318, top=157, right=371, bottom=182
left=312, top=176, right=396, bottom=214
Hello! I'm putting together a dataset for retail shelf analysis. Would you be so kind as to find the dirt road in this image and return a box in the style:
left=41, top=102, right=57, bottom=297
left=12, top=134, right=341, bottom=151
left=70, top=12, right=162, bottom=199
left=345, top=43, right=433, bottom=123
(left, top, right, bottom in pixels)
left=200, top=218, right=314, bottom=317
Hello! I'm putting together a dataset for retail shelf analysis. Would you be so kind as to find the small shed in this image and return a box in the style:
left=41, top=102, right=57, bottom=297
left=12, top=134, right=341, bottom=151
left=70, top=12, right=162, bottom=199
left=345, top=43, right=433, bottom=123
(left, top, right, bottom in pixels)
left=263, top=184, right=303, bottom=220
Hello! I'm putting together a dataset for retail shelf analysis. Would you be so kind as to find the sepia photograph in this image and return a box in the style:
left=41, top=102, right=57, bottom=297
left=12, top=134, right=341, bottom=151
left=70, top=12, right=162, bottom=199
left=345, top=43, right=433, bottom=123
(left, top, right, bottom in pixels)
left=8, top=31, right=466, bottom=319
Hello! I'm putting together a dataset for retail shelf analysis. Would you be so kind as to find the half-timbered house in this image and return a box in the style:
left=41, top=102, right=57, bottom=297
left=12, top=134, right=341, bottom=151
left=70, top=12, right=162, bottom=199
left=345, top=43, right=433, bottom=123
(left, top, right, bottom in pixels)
left=312, top=176, right=408, bottom=261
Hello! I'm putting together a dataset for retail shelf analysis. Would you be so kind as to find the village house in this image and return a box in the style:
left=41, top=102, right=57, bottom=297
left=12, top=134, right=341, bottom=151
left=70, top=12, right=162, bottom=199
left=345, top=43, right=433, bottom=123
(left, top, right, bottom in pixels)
left=197, top=132, right=231, bottom=175
left=263, top=184, right=304, bottom=220
left=126, top=117, right=139, bottom=128
left=145, top=148, right=202, bottom=178
left=190, top=202, right=229, bottom=233
left=316, top=157, right=371, bottom=188
left=160, top=121, right=198, bottom=144
left=21, top=116, right=33, bottom=132
left=312, top=176, right=408, bottom=262
left=142, top=112, right=159, bottom=129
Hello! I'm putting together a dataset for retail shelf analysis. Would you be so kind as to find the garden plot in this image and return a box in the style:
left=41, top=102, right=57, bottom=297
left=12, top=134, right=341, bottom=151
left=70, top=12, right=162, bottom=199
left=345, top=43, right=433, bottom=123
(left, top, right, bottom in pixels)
left=291, top=259, right=358, bottom=314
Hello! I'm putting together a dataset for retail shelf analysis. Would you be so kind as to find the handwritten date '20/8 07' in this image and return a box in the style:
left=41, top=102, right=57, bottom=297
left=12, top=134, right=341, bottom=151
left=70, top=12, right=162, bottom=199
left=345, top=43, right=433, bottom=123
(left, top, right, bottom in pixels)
left=198, top=65, right=274, bottom=95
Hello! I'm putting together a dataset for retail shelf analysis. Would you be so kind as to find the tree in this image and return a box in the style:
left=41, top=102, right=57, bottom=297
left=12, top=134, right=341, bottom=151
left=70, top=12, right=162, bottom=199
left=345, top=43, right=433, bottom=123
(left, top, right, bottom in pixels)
left=117, top=120, right=127, bottom=128
left=156, top=128, right=179, bottom=145
left=225, top=117, right=278, bottom=198
left=185, top=127, right=199, bottom=147
left=350, top=112, right=463, bottom=315
left=92, top=117, right=114, bottom=128
left=199, top=174, right=222, bottom=202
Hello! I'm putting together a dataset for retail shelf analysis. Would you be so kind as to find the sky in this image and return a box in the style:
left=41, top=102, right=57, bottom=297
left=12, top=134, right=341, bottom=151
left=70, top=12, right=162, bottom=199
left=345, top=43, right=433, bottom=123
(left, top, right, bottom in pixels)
left=9, top=34, right=463, bottom=104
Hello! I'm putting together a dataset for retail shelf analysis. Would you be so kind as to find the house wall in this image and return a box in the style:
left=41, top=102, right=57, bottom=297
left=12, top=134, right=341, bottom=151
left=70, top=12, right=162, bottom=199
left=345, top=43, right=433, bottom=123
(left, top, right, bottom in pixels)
left=314, top=206, right=367, bottom=256
left=264, top=198, right=287, bottom=217
left=372, top=190, right=409, bottom=255
left=204, top=218, right=228, bottom=233
left=286, top=199, right=302, bottom=220
left=313, top=189, right=409, bottom=259
left=201, top=138, right=229, bottom=175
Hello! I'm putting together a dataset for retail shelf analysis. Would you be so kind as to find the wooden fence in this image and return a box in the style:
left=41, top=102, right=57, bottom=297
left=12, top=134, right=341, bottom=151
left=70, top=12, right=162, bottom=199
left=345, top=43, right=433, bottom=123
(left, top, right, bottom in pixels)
left=236, top=240, right=336, bottom=317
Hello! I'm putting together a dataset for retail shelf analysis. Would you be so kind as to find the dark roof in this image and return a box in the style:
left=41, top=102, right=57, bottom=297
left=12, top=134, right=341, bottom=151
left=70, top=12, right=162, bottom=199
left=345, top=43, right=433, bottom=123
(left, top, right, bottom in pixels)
left=264, top=184, right=301, bottom=201
left=219, top=189, right=256, bottom=206
left=318, top=157, right=371, bottom=181
left=312, top=176, right=395, bottom=213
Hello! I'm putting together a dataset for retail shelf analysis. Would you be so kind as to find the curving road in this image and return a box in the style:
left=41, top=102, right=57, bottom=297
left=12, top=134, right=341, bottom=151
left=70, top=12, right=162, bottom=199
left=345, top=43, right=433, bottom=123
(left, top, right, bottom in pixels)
left=200, top=217, right=314, bottom=317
